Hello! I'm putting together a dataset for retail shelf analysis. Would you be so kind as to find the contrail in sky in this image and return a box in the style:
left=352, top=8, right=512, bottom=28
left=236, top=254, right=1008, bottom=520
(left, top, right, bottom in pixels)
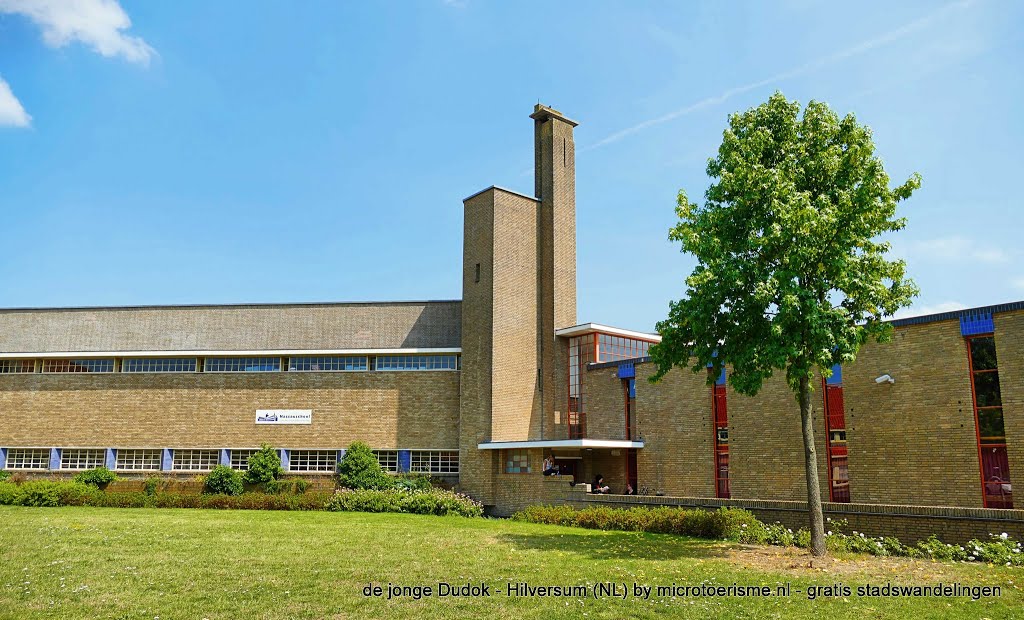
left=586, top=0, right=976, bottom=150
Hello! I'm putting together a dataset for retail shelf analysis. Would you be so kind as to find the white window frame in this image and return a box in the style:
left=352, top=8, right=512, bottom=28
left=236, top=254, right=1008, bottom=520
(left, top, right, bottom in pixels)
left=372, top=450, right=399, bottom=473
left=410, top=450, right=459, bottom=474
left=122, top=358, right=198, bottom=373
left=288, top=356, right=368, bottom=372
left=60, top=448, right=105, bottom=470
left=229, top=449, right=258, bottom=471
left=374, top=355, right=459, bottom=371
left=203, top=357, right=282, bottom=373
left=289, top=450, right=337, bottom=473
left=41, top=359, right=114, bottom=373
left=171, top=449, right=219, bottom=472
left=114, top=449, right=161, bottom=471
left=6, top=448, right=50, bottom=470
left=0, top=359, right=36, bottom=374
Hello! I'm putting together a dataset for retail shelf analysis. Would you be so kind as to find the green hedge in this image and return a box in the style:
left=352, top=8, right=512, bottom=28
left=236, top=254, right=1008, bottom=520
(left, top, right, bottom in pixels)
left=512, top=505, right=1024, bottom=565
left=0, top=481, right=481, bottom=517
left=512, top=504, right=745, bottom=539
left=325, top=488, right=483, bottom=517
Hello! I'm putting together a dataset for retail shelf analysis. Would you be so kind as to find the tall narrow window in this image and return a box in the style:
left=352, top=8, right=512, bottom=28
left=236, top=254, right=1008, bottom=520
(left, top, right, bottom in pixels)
left=822, top=365, right=850, bottom=503
left=967, top=335, right=1012, bottom=509
left=622, top=378, right=636, bottom=440
left=711, top=368, right=729, bottom=498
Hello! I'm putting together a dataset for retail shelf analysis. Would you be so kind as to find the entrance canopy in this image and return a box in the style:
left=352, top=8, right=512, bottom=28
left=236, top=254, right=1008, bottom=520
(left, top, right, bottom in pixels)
left=477, top=439, right=644, bottom=450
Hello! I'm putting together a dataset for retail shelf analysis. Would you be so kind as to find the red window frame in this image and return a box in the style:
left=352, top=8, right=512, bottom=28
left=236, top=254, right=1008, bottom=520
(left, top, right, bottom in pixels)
left=711, top=374, right=729, bottom=498
left=966, top=334, right=1012, bottom=509
left=821, top=379, right=850, bottom=503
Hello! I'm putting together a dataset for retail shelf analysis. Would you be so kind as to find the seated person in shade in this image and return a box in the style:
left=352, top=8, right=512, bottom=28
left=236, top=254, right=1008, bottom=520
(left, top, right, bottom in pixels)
left=591, top=474, right=610, bottom=494
left=542, top=454, right=559, bottom=476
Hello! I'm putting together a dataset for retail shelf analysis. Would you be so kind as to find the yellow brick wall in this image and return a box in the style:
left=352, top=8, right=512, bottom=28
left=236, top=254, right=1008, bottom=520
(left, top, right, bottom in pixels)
left=490, top=189, right=542, bottom=442
left=995, top=310, right=1024, bottom=502
left=635, top=364, right=717, bottom=497
left=459, top=189, right=497, bottom=503
left=0, top=371, right=460, bottom=450
left=843, top=319, right=980, bottom=506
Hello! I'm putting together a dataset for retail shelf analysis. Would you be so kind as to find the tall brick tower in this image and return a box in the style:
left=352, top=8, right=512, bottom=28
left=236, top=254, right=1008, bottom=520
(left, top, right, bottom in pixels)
left=459, top=104, right=578, bottom=505
left=532, top=105, right=579, bottom=440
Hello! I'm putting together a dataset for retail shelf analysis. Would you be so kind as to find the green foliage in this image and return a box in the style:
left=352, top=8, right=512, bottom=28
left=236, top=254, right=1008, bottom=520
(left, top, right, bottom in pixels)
left=0, top=470, right=10, bottom=482
left=392, top=473, right=432, bottom=491
left=650, top=92, right=921, bottom=393
left=0, top=482, right=19, bottom=504
left=144, top=477, right=160, bottom=496
left=336, top=441, right=392, bottom=490
left=204, top=465, right=244, bottom=496
left=72, top=467, right=118, bottom=487
left=14, top=481, right=64, bottom=507
left=244, top=443, right=284, bottom=485
left=262, top=478, right=288, bottom=494
left=291, top=477, right=309, bottom=494
left=325, top=488, right=483, bottom=517
left=512, top=505, right=741, bottom=539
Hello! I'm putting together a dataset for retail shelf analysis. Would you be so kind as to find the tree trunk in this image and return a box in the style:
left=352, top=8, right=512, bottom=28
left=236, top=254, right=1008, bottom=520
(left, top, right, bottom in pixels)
left=799, top=374, right=827, bottom=557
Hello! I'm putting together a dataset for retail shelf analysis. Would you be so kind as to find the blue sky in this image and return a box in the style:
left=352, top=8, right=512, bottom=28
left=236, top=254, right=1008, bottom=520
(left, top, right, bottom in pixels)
left=0, top=0, right=1021, bottom=333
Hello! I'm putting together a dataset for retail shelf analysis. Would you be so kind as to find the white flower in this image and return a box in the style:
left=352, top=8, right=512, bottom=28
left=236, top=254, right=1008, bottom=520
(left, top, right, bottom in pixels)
left=827, top=531, right=832, bottom=536
left=1000, top=533, right=1009, bottom=540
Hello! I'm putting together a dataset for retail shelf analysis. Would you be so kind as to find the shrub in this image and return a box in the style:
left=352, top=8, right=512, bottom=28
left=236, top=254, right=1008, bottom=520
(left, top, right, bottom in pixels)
left=204, top=465, right=244, bottom=496
left=0, top=470, right=10, bottom=482
left=17, top=481, right=64, bottom=507
left=336, top=442, right=392, bottom=490
left=144, top=477, right=160, bottom=496
left=0, top=482, right=18, bottom=505
left=245, top=444, right=284, bottom=485
left=325, top=488, right=483, bottom=517
left=292, top=478, right=310, bottom=494
left=72, top=467, right=117, bottom=487
left=393, top=473, right=432, bottom=492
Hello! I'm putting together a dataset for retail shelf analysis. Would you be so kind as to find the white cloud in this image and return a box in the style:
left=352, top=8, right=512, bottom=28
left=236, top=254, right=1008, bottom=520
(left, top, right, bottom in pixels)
left=907, top=236, right=1010, bottom=264
left=0, top=76, right=31, bottom=127
left=892, top=301, right=967, bottom=319
left=588, top=0, right=975, bottom=149
left=0, top=0, right=155, bottom=65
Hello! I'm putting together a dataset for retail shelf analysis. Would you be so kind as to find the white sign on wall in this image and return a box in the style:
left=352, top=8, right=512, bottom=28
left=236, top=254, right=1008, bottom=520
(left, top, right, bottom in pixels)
left=255, top=409, right=312, bottom=425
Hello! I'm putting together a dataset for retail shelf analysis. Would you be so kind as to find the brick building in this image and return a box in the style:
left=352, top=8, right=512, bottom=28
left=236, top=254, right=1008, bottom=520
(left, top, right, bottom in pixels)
left=1, top=105, right=1020, bottom=522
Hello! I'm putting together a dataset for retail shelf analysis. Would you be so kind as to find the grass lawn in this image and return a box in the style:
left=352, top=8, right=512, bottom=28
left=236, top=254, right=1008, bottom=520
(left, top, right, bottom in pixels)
left=0, top=506, right=1020, bottom=619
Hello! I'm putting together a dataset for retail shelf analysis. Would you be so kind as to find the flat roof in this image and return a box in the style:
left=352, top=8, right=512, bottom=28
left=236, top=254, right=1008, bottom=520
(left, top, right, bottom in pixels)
left=462, top=185, right=540, bottom=203
left=0, top=299, right=461, bottom=313
left=555, top=323, right=661, bottom=342
left=477, top=439, right=644, bottom=450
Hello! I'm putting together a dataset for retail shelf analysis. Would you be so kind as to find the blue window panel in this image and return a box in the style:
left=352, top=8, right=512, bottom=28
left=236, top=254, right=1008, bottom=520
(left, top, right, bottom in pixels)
left=49, top=448, right=61, bottom=470
left=219, top=449, right=231, bottom=467
left=826, top=364, right=842, bottom=386
left=105, top=448, right=116, bottom=470
left=628, top=378, right=636, bottom=398
left=617, top=362, right=635, bottom=379
left=715, top=368, right=727, bottom=386
left=279, top=449, right=289, bottom=470
left=337, top=449, right=346, bottom=465
left=161, top=449, right=173, bottom=471
left=398, top=450, right=411, bottom=473
left=0, top=447, right=6, bottom=469
left=960, top=312, right=994, bottom=336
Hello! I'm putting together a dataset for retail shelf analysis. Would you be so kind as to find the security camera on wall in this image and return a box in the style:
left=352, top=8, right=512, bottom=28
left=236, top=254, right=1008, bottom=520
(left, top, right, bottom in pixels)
left=875, top=374, right=895, bottom=384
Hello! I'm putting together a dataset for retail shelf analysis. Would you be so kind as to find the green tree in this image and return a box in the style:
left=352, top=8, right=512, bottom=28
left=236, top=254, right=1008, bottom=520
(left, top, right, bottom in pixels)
left=649, top=93, right=920, bottom=557
left=244, top=443, right=284, bottom=486
left=337, top=441, right=393, bottom=490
